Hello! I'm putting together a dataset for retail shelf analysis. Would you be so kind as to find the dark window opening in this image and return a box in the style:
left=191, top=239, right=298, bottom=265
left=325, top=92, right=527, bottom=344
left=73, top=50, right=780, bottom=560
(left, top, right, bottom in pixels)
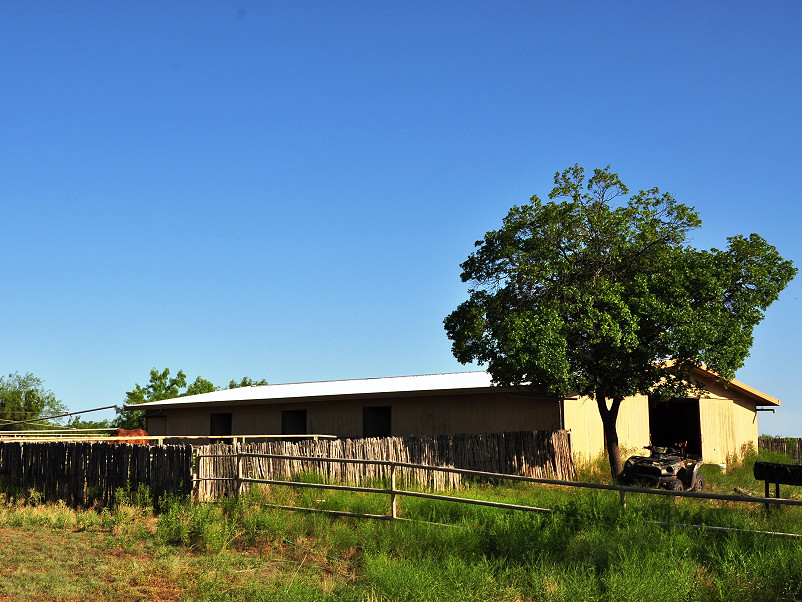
left=648, top=398, right=702, bottom=457
left=363, top=406, right=391, bottom=438
left=210, top=412, right=232, bottom=444
left=282, top=409, right=307, bottom=435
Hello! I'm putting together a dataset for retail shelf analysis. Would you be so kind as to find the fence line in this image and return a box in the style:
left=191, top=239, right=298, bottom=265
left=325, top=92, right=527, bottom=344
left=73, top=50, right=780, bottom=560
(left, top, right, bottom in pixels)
left=0, top=434, right=338, bottom=445
left=0, top=431, right=573, bottom=506
left=197, top=449, right=802, bottom=531
left=760, top=436, right=802, bottom=463
left=194, top=430, right=575, bottom=501
left=0, top=441, right=193, bottom=506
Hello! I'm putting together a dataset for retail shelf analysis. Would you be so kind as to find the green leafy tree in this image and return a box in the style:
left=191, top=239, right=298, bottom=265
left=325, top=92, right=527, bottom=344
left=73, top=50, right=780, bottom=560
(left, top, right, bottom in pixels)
left=228, top=376, right=268, bottom=389
left=116, top=369, right=269, bottom=429
left=115, top=368, right=193, bottom=429
left=0, top=372, right=67, bottom=430
left=444, top=165, right=796, bottom=477
left=185, top=376, right=218, bottom=396
left=66, top=416, right=111, bottom=430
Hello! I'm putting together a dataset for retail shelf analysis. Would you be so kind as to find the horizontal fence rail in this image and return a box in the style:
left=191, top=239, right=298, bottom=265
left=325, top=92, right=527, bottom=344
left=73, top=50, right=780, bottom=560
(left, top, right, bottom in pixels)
left=199, top=450, right=802, bottom=509
left=194, top=449, right=802, bottom=541
left=0, top=434, right=339, bottom=445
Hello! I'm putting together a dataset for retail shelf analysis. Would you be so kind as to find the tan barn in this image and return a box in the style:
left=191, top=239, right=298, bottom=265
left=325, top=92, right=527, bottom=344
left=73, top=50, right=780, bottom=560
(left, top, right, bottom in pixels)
left=131, top=368, right=779, bottom=465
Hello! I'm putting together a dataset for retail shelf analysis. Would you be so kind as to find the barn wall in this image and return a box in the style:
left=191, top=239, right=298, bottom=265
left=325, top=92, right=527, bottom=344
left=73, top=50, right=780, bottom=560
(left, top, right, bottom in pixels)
left=563, top=393, right=650, bottom=463
left=562, top=397, right=602, bottom=462
left=150, top=392, right=561, bottom=439
left=698, top=381, right=758, bottom=464
left=146, top=382, right=763, bottom=465
left=616, top=393, right=651, bottom=453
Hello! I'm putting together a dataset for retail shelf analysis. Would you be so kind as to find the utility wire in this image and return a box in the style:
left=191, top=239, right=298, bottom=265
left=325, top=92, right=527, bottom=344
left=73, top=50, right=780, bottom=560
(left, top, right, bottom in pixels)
left=0, top=405, right=119, bottom=428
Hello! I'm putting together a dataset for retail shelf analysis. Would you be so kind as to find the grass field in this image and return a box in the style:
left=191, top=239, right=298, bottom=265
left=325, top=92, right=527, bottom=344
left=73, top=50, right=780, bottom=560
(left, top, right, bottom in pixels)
left=2, top=446, right=802, bottom=601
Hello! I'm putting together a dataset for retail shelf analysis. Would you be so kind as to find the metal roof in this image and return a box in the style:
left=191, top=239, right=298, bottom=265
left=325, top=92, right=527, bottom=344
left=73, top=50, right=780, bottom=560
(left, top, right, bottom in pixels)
left=126, top=371, right=497, bottom=410
left=124, top=368, right=780, bottom=411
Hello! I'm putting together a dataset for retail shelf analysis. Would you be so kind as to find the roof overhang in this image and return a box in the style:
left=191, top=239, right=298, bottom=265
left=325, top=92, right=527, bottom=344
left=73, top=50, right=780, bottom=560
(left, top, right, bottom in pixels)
left=691, top=366, right=780, bottom=407
left=125, top=367, right=780, bottom=412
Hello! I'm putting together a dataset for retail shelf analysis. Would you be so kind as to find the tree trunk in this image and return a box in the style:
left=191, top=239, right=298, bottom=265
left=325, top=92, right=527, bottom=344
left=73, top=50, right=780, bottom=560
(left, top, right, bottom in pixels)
left=595, top=392, right=623, bottom=478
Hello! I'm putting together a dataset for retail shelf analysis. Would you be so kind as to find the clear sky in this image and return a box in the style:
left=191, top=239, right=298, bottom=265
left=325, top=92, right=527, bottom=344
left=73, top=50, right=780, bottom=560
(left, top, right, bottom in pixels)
left=1, top=2, right=800, bottom=435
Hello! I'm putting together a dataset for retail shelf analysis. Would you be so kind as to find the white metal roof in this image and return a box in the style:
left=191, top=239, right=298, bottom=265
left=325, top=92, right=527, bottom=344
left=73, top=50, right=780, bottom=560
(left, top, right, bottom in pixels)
left=124, top=367, right=780, bottom=410
left=126, top=371, right=497, bottom=410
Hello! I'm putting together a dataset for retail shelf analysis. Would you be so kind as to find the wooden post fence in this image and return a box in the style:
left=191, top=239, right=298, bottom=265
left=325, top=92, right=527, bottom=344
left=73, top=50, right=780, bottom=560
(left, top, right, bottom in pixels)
left=193, top=430, right=576, bottom=501
left=0, top=441, right=193, bottom=507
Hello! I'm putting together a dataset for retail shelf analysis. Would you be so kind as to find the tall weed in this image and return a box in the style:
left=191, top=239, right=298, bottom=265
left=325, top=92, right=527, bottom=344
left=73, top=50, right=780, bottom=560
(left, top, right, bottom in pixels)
left=157, top=498, right=238, bottom=553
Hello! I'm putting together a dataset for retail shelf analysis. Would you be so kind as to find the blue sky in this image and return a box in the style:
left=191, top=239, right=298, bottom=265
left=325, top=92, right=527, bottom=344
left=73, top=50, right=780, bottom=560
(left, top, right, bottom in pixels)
left=1, top=2, right=800, bottom=435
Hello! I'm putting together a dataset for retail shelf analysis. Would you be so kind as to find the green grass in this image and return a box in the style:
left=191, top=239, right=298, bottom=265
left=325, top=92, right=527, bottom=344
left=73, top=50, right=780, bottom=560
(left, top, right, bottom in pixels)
left=1, top=447, right=802, bottom=600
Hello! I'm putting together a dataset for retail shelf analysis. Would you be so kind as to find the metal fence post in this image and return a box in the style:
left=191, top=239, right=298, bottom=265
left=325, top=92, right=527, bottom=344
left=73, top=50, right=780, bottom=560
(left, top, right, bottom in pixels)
left=390, top=462, right=397, bottom=519
left=619, top=488, right=626, bottom=511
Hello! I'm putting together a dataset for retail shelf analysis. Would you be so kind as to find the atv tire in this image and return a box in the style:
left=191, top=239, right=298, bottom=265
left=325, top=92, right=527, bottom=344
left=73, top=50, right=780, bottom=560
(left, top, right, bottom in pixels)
left=691, top=477, right=705, bottom=492
left=666, top=478, right=684, bottom=492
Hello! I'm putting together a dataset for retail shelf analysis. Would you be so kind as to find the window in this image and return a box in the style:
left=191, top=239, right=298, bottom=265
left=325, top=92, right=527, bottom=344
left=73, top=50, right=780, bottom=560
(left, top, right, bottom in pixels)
left=210, top=413, right=232, bottom=444
left=281, top=409, right=307, bottom=435
left=363, top=406, right=391, bottom=438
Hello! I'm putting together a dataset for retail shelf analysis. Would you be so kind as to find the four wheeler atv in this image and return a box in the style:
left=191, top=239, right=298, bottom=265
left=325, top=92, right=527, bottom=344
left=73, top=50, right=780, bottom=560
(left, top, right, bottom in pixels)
left=619, top=445, right=705, bottom=491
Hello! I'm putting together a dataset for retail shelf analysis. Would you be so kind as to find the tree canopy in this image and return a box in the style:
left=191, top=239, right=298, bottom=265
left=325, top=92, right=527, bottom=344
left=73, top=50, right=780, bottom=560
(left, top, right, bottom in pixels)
left=0, top=372, right=67, bottom=431
left=444, top=165, right=796, bottom=476
left=229, top=376, right=269, bottom=389
left=115, top=368, right=269, bottom=429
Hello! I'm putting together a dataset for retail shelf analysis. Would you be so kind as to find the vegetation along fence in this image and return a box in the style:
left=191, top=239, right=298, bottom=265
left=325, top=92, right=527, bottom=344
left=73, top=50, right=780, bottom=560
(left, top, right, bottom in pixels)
left=195, top=430, right=575, bottom=501
left=760, top=436, right=802, bottom=463
left=0, top=441, right=193, bottom=506
left=196, top=448, right=802, bottom=537
left=0, top=431, right=571, bottom=506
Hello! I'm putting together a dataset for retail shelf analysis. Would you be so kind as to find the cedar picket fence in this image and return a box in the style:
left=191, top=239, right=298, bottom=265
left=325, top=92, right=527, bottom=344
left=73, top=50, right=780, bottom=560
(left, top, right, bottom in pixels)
left=0, top=441, right=193, bottom=506
left=0, top=431, right=573, bottom=506
left=759, top=436, right=802, bottom=463
left=195, top=430, right=575, bottom=501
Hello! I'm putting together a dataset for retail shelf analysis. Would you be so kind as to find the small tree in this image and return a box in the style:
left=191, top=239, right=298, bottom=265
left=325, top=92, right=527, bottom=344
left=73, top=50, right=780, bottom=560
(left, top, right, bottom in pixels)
left=0, top=372, right=67, bottom=430
left=185, top=376, right=218, bottom=396
left=116, top=369, right=269, bottom=429
left=115, top=368, right=191, bottom=429
left=228, top=376, right=269, bottom=389
left=445, top=165, right=796, bottom=477
left=66, top=415, right=111, bottom=430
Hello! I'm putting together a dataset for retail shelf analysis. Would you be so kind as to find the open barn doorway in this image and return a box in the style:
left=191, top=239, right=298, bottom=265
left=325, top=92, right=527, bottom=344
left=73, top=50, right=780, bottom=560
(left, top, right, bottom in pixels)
left=648, top=398, right=702, bottom=457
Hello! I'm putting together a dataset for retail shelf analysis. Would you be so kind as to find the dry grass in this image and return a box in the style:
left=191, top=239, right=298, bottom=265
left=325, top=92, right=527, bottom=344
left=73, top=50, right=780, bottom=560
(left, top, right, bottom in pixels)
left=0, top=499, right=351, bottom=601
left=3, top=449, right=802, bottom=601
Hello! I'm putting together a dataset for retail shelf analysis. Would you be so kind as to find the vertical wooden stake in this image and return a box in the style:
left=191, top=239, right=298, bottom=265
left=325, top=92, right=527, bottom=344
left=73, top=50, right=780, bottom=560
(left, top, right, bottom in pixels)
left=236, top=442, right=243, bottom=498
left=390, top=462, right=397, bottom=520
left=191, top=448, right=200, bottom=501
left=619, top=488, right=626, bottom=511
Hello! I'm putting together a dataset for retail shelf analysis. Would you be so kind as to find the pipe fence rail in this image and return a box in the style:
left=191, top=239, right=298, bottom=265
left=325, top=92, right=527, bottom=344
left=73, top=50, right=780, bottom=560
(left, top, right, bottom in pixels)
left=195, top=447, right=802, bottom=530
left=3, top=431, right=802, bottom=534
